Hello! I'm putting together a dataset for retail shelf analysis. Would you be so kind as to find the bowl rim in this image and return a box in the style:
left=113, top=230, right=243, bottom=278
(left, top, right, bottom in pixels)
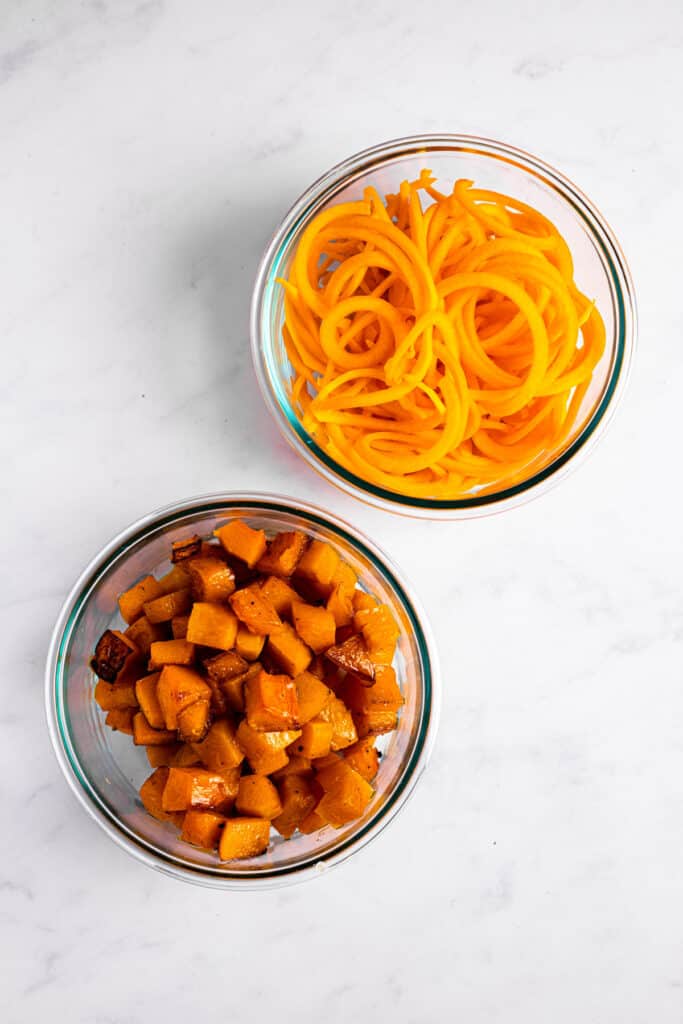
left=45, top=491, right=441, bottom=890
left=250, top=132, right=637, bottom=519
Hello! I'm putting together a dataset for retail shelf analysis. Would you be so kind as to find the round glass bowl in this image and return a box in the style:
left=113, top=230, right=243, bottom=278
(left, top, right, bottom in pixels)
left=251, top=134, right=636, bottom=518
left=45, top=493, right=440, bottom=889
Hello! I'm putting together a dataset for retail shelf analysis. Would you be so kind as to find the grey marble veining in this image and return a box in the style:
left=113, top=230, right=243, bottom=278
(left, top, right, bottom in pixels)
left=3, top=0, right=682, bottom=1021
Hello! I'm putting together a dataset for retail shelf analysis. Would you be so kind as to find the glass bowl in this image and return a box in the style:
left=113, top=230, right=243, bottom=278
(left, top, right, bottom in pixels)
left=45, top=493, right=440, bottom=889
left=251, top=134, right=636, bottom=518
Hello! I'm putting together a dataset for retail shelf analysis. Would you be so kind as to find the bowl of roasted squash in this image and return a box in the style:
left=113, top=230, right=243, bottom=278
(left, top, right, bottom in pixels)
left=46, top=493, right=439, bottom=887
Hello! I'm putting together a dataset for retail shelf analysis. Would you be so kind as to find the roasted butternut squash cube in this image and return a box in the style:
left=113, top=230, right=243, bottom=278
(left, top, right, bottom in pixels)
left=236, top=720, right=301, bottom=774
left=125, top=615, right=167, bottom=655
left=236, top=775, right=283, bottom=819
left=104, top=708, right=136, bottom=734
left=342, top=664, right=404, bottom=714
left=326, top=585, right=354, bottom=629
left=245, top=669, right=299, bottom=731
left=229, top=586, right=282, bottom=635
left=353, top=708, right=398, bottom=737
left=171, top=534, right=202, bottom=562
left=134, top=672, right=164, bottom=729
left=271, top=755, right=312, bottom=779
left=298, top=806, right=327, bottom=835
left=360, top=604, right=399, bottom=665
left=146, top=742, right=181, bottom=768
left=140, top=767, right=182, bottom=824
left=295, top=720, right=334, bottom=760
left=162, top=766, right=237, bottom=813
left=118, top=575, right=164, bottom=625
left=218, top=817, right=271, bottom=860
left=191, top=718, right=244, bottom=771
left=173, top=743, right=203, bottom=767
left=332, top=561, right=358, bottom=596
left=325, top=634, right=374, bottom=681
left=291, top=600, right=336, bottom=654
left=315, top=760, right=373, bottom=828
left=132, top=712, right=177, bottom=746
left=255, top=530, right=308, bottom=577
left=259, top=576, right=299, bottom=619
left=181, top=809, right=227, bottom=849
left=204, top=649, right=248, bottom=683
left=235, top=625, right=265, bottom=661
left=272, top=775, right=317, bottom=839
left=91, top=629, right=138, bottom=682
left=94, top=678, right=138, bottom=712
left=315, top=695, right=358, bottom=751
left=177, top=699, right=211, bottom=743
left=311, top=752, right=341, bottom=771
left=148, top=639, right=196, bottom=669
left=188, top=557, right=236, bottom=603
left=214, top=519, right=267, bottom=568
left=294, top=540, right=340, bottom=598
left=156, top=665, right=211, bottom=730
left=266, top=622, right=312, bottom=677
left=171, top=614, right=189, bottom=639
left=353, top=589, right=378, bottom=613
left=143, top=589, right=192, bottom=624
left=294, top=671, right=332, bottom=724
left=156, top=563, right=192, bottom=596
left=186, top=602, right=237, bottom=651
left=342, top=737, right=379, bottom=781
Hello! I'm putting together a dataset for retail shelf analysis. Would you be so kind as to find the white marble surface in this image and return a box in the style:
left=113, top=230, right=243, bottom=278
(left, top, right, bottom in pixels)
left=3, top=0, right=682, bottom=1019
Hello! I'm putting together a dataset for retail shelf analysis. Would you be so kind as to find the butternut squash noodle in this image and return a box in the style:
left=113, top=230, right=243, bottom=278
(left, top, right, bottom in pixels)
left=278, top=170, right=605, bottom=499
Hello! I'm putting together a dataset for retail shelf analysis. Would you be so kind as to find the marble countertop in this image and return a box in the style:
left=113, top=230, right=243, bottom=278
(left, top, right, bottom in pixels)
left=4, top=1, right=682, bottom=1020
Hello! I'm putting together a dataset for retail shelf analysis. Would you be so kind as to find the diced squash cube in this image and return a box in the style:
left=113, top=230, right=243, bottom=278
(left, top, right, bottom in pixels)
left=191, top=718, right=244, bottom=771
left=360, top=603, right=399, bottom=665
left=298, top=806, right=327, bottom=834
left=181, top=809, right=227, bottom=849
left=236, top=625, right=265, bottom=661
left=342, top=737, right=379, bottom=781
left=272, top=776, right=317, bottom=838
left=188, top=557, right=236, bottom=603
left=173, top=743, right=202, bottom=767
left=125, top=615, right=167, bottom=655
left=294, top=540, right=340, bottom=598
left=204, top=649, right=248, bottom=683
left=271, top=755, right=312, bottom=779
left=229, top=585, right=282, bottom=635
left=353, top=589, right=378, bottom=613
left=104, top=708, right=136, bottom=734
left=236, top=775, right=283, bottom=819
left=291, top=600, right=336, bottom=654
left=311, top=752, right=341, bottom=770
left=132, top=712, right=177, bottom=746
left=315, top=761, right=373, bottom=828
left=214, top=520, right=267, bottom=568
left=267, top=622, right=312, bottom=677
left=342, top=664, right=404, bottom=714
left=177, top=699, right=211, bottom=743
left=91, top=629, right=138, bottom=682
left=332, top=561, right=358, bottom=596
left=251, top=749, right=290, bottom=775
left=143, top=589, right=192, bottom=624
left=94, top=679, right=138, bottom=712
left=140, top=767, right=182, bottom=824
left=294, top=720, right=334, bottom=760
left=218, top=817, right=271, bottom=860
left=186, top=603, right=237, bottom=651
left=156, top=563, right=192, bottom=596
left=353, top=708, right=398, bottom=737
left=245, top=669, right=299, bottom=731
left=146, top=742, right=181, bottom=768
left=171, top=614, right=189, bottom=639
left=326, top=585, right=354, bottom=628
left=256, top=530, right=309, bottom=577
left=118, top=575, right=164, bottom=625
left=236, top=720, right=301, bottom=774
left=315, top=696, right=358, bottom=751
left=148, top=639, right=196, bottom=669
left=134, top=672, right=164, bottom=729
left=171, top=534, right=202, bottom=562
left=259, top=576, right=299, bottom=619
left=325, top=634, right=374, bottom=681
left=156, top=665, right=211, bottom=730
left=294, top=671, right=332, bottom=724
left=162, top=766, right=238, bottom=813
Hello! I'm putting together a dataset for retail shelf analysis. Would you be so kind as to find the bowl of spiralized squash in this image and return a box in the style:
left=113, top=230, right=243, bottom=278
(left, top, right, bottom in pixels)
left=251, top=134, right=636, bottom=518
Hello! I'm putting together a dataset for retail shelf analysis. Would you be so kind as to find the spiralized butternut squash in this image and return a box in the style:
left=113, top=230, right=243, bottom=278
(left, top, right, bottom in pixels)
left=279, top=170, right=606, bottom=499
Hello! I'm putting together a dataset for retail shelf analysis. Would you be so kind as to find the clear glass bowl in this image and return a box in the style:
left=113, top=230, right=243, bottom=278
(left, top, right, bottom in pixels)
left=251, top=134, right=636, bottom=518
left=45, top=493, right=440, bottom=889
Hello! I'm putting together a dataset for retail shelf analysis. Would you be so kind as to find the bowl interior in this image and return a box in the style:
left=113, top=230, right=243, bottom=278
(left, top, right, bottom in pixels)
left=51, top=498, right=433, bottom=885
left=254, top=137, right=632, bottom=514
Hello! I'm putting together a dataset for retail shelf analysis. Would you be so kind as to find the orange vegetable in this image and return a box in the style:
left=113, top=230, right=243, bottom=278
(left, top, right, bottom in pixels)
left=271, top=755, right=312, bottom=779
left=299, top=806, right=327, bottom=834
left=162, top=767, right=237, bottom=813
left=186, top=602, right=237, bottom=651
left=125, top=615, right=166, bottom=655
left=315, top=695, right=358, bottom=750
left=230, top=586, right=282, bottom=635
left=94, top=679, right=138, bottom=712
left=218, top=817, right=271, bottom=860
left=91, top=629, right=139, bottom=682
left=358, top=603, right=399, bottom=665
left=341, top=664, right=404, bottom=714
left=295, top=720, right=334, bottom=759
left=280, top=172, right=606, bottom=500
left=134, top=672, right=164, bottom=729
left=140, top=767, right=183, bottom=824
left=236, top=720, right=301, bottom=774
left=156, top=564, right=192, bottom=596
left=272, top=775, right=317, bottom=838
left=353, top=708, right=398, bottom=737
left=171, top=534, right=202, bottom=562
left=191, top=718, right=245, bottom=771
left=181, top=809, right=227, bottom=849
left=244, top=669, right=300, bottom=731
left=187, top=557, right=236, bottom=603
left=256, top=530, right=309, bottom=577
left=156, top=665, right=211, bottom=730
left=146, top=742, right=181, bottom=768
left=214, top=520, right=267, bottom=568
left=259, top=576, right=299, bottom=619
left=118, top=575, right=163, bottom=625
left=266, top=622, right=312, bottom=677
left=132, top=712, right=177, bottom=746
left=294, top=540, right=340, bottom=598
left=342, top=737, right=380, bottom=781
left=235, top=625, right=266, bottom=661
left=325, top=634, right=374, bottom=681
left=235, top=775, right=283, bottom=819
left=315, top=760, right=374, bottom=827
left=326, top=585, right=354, bottom=628
left=291, top=600, right=336, bottom=654
left=177, top=699, right=211, bottom=743
left=104, top=708, right=136, bottom=734
left=171, top=614, right=189, bottom=639
left=173, top=743, right=203, bottom=767
left=148, top=639, right=196, bottom=669
left=294, top=670, right=332, bottom=724
left=143, top=589, right=192, bottom=624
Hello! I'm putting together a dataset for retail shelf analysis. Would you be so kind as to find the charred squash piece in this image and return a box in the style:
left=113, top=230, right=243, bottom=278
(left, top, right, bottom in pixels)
left=255, top=530, right=309, bottom=578
left=325, top=634, right=375, bottom=681
left=171, top=534, right=202, bottom=562
left=91, top=629, right=137, bottom=683
left=177, top=699, right=211, bottom=743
